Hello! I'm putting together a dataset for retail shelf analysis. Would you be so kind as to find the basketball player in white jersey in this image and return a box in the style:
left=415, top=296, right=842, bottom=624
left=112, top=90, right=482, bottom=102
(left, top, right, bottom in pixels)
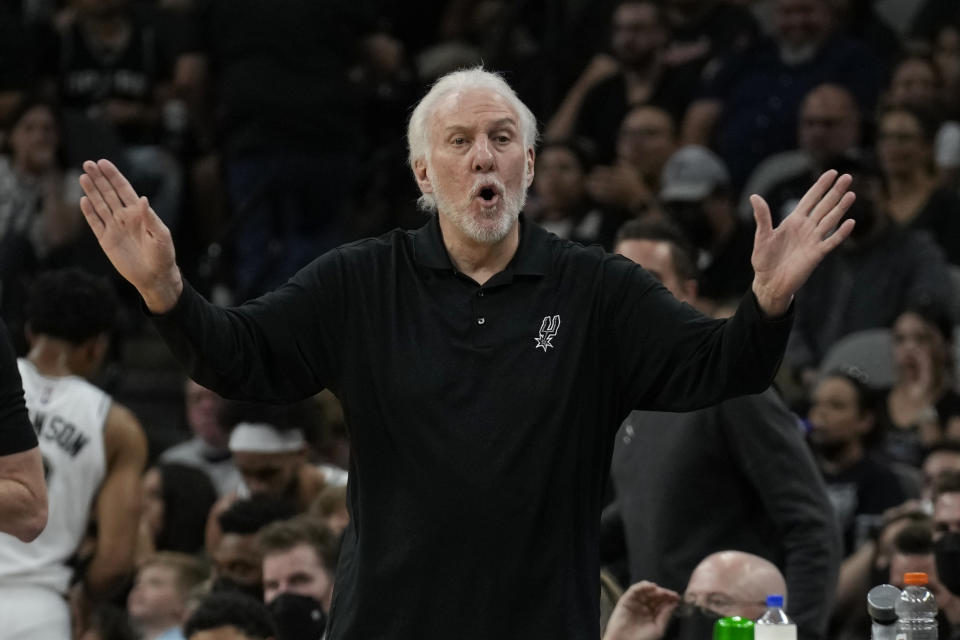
left=0, top=268, right=147, bottom=640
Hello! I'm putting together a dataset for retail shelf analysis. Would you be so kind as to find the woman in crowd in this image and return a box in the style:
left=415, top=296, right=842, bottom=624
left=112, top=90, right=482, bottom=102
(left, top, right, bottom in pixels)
left=0, top=98, right=86, bottom=346
left=876, top=104, right=960, bottom=264
left=139, top=462, right=218, bottom=561
left=880, top=305, right=960, bottom=467
left=885, top=54, right=960, bottom=190
left=527, top=138, right=627, bottom=250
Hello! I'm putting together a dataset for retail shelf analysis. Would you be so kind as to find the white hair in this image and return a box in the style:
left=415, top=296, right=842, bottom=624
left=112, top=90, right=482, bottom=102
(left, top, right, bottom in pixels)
left=407, top=66, right=539, bottom=212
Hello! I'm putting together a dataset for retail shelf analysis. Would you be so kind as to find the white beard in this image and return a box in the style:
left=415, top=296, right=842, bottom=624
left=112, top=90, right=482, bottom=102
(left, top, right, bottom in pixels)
left=429, top=166, right=529, bottom=245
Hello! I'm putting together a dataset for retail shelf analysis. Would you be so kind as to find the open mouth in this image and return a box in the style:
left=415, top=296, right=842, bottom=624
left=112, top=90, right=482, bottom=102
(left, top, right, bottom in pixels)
left=476, top=185, right=501, bottom=207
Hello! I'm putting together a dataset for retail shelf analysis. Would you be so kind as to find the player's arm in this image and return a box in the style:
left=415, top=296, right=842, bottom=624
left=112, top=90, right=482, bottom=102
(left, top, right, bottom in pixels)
left=0, top=319, right=47, bottom=542
left=84, top=403, right=147, bottom=599
left=0, top=447, right=47, bottom=542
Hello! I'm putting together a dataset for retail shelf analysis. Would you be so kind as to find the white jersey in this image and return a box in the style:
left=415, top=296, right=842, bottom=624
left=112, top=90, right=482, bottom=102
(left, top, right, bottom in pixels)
left=0, top=360, right=109, bottom=594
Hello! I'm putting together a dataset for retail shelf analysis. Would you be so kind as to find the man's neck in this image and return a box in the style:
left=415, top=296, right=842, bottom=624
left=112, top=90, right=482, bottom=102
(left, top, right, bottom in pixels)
left=26, top=338, right=77, bottom=378
left=437, top=215, right=520, bottom=285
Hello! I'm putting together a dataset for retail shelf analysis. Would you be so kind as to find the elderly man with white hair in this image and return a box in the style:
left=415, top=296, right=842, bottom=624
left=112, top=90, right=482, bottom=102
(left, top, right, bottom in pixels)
left=79, top=67, right=854, bottom=639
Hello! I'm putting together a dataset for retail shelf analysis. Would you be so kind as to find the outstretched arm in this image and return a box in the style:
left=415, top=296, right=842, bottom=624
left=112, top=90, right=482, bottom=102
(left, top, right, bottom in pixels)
left=78, top=159, right=183, bottom=313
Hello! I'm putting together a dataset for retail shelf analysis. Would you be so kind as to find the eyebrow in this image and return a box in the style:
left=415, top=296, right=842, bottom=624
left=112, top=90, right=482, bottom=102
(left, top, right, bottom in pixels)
left=443, top=118, right=518, bottom=135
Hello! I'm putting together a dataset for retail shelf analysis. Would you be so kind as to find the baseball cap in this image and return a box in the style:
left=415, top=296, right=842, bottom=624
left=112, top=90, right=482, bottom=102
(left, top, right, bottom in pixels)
left=659, top=145, right=730, bottom=202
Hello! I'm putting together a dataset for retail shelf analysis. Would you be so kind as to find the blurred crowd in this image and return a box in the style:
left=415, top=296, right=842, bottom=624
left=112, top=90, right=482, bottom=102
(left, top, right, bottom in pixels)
left=3, top=0, right=960, bottom=638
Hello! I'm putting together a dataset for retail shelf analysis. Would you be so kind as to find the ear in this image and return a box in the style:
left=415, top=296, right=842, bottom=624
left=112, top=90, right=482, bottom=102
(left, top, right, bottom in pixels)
left=525, top=147, right=536, bottom=187
left=413, top=158, right=433, bottom=195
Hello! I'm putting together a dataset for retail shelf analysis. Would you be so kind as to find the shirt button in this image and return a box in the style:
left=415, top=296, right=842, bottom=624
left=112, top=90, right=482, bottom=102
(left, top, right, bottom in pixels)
left=477, top=317, right=485, bottom=325
left=478, top=290, right=484, bottom=297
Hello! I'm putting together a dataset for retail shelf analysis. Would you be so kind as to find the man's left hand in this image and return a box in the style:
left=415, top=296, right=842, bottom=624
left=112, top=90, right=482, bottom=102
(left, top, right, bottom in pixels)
left=750, top=170, right=855, bottom=316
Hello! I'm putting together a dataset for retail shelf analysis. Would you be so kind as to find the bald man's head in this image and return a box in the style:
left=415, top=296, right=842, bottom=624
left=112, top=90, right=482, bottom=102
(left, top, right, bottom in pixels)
left=799, top=84, right=861, bottom=162
left=685, top=551, right=785, bottom=620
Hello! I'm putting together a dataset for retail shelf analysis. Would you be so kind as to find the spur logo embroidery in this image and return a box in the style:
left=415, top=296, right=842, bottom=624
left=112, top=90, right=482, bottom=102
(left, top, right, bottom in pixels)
left=535, top=315, right=561, bottom=352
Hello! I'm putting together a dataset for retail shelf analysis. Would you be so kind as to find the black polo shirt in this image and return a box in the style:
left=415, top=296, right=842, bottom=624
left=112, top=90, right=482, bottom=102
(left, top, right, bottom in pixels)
left=153, top=214, right=792, bottom=639
left=0, top=319, right=37, bottom=456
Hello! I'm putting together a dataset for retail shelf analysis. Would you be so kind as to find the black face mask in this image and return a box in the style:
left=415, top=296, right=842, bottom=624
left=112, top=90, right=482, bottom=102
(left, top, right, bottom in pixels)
left=936, top=532, right=960, bottom=596
left=268, top=592, right=327, bottom=640
left=672, top=603, right=723, bottom=640
left=210, top=575, right=264, bottom=602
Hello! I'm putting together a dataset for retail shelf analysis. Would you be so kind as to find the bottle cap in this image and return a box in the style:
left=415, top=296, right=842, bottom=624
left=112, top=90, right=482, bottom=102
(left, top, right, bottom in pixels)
left=904, top=572, right=929, bottom=586
left=766, top=595, right=784, bottom=608
left=714, top=616, right=755, bottom=640
left=867, top=584, right=901, bottom=624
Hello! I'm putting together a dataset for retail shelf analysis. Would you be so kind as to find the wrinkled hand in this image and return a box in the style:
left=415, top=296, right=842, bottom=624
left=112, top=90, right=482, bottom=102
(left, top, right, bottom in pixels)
left=604, top=581, right=681, bottom=640
left=751, top=170, right=856, bottom=316
left=79, top=159, right=182, bottom=313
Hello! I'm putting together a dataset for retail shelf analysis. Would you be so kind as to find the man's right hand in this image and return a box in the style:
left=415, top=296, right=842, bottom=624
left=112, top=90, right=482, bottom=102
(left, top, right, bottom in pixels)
left=604, top=581, right=680, bottom=640
left=79, top=159, right=183, bottom=313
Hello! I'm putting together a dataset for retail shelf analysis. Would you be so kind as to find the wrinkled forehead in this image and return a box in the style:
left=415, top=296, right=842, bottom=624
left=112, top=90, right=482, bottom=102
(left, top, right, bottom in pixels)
left=429, top=88, right=521, bottom=141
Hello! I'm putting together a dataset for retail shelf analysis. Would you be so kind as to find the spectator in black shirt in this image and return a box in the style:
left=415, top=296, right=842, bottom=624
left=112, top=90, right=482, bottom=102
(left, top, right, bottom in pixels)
left=877, top=104, right=960, bottom=264
left=79, top=67, right=858, bottom=640
left=54, top=0, right=182, bottom=229
left=551, top=0, right=696, bottom=163
left=660, top=0, right=759, bottom=70
left=808, top=370, right=909, bottom=556
left=658, top=145, right=754, bottom=314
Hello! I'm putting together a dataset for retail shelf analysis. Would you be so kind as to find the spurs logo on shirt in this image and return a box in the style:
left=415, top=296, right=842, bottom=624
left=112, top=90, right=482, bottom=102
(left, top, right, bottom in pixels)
left=535, top=315, right=561, bottom=352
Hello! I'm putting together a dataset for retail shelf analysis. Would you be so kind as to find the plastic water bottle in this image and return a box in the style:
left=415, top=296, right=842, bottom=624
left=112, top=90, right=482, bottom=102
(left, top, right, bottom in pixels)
left=754, top=595, right=797, bottom=640
left=895, top=572, right=938, bottom=640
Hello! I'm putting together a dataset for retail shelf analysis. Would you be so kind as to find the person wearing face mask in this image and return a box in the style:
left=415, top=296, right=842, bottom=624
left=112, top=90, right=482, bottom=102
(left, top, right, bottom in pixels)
left=603, top=551, right=785, bottom=640
left=932, top=471, right=960, bottom=631
left=783, top=158, right=955, bottom=388
left=657, top=146, right=755, bottom=315
left=258, top=515, right=338, bottom=640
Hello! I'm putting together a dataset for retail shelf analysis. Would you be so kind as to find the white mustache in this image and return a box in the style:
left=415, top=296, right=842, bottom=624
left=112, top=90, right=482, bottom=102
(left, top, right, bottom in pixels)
left=469, top=178, right=505, bottom=198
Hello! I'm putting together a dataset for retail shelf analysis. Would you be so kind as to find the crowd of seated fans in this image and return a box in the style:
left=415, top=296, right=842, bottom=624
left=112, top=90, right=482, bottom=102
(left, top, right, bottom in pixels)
left=3, top=0, right=960, bottom=638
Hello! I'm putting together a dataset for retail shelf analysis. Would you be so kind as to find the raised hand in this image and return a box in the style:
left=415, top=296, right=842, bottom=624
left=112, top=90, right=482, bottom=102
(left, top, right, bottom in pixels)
left=78, top=159, right=183, bottom=313
left=603, top=581, right=681, bottom=640
left=750, top=170, right=856, bottom=316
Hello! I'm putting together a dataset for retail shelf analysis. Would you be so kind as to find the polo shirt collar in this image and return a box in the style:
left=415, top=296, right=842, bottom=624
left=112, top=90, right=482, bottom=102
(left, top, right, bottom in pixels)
left=412, top=213, right=552, bottom=276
